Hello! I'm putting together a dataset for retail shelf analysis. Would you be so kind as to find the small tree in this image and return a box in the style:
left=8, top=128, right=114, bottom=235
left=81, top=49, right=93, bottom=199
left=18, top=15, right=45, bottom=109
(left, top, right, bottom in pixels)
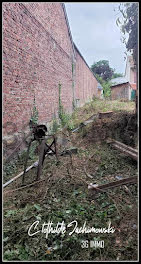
left=112, top=73, right=123, bottom=79
left=30, top=95, right=38, bottom=124
left=116, top=3, right=138, bottom=114
left=95, top=74, right=111, bottom=99
left=91, top=60, right=114, bottom=81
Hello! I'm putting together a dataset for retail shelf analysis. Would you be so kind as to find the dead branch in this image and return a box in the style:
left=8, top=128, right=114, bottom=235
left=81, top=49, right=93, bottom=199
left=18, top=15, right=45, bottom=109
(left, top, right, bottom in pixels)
left=83, top=166, right=93, bottom=179
left=3, top=179, right=46, bottom=194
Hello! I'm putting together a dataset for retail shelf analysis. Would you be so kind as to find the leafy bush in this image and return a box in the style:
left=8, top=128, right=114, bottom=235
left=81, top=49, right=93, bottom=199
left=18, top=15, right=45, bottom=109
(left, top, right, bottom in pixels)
left=58, top=83, right=74, bottom=130
left=51, top=118, right=60, bottom=134
left=30, top=95, right=38, bottom=124
left=95, top=74, right=111, bottom=98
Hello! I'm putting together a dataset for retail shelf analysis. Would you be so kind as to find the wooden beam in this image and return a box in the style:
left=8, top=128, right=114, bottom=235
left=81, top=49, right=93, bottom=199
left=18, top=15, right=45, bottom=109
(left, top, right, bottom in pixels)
left=112, top=143, right=138, bottom=160
left=99, top=111, right=113, bottom=119
left=110, top=139, right=138, bottom=155
left=88, top=176, right=137, bottom=192
left=106, top=138, right=138, bottom=161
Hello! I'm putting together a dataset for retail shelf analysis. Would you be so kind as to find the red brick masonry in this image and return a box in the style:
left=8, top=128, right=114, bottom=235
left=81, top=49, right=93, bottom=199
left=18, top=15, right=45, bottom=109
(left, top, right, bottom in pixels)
left=3, top=3, right=98, bottom=138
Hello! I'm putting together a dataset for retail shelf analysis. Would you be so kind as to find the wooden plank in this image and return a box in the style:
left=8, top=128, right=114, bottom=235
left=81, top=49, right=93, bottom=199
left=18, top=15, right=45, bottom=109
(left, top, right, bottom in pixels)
left=112, top=143, right=138, bottom=160
left=99, top=111, right=113, bottom=119
left=106, top=138, right=138, bottom=160
left=111, top=139, right=138, bottom=155
left=88, top=176, right=137, bottom=192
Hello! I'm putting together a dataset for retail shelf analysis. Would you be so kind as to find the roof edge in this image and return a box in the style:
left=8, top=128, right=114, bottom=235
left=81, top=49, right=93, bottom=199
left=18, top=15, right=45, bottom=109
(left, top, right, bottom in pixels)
left=61, top=3, right=76, bottom=59
left=111, top=81, right=129, bottom=87
left=61, top=4, right=98, bottom=83
left=73, top=42, right=98, bottom=82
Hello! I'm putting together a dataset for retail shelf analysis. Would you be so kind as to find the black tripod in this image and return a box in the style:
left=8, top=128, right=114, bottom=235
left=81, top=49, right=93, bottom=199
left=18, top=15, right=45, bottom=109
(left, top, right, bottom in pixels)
left=22, top=122, right=58, bottom=185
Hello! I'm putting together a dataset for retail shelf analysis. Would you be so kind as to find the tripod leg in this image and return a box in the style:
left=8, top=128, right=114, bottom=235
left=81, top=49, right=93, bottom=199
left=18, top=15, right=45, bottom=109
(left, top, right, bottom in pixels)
left=22, top=139, right=32, bottom=185
left=42, top=149, right=46, bottom=165
left=36, top=139, right=46, bottom=181
left=54, top=135, right=58, bottom=162
left=44, top=140, right=55, bottom=154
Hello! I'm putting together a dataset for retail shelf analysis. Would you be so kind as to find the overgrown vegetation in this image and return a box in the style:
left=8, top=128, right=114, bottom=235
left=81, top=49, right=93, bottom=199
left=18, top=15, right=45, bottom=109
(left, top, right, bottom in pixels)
left=3, top=99, right=135, bottom=182
left=90, top=60, right=124, bottom=99
left=3, top=95, right=40, bottom=183
left=116, top=3, right=138, bottom=65
left=112, top=72, right=123, bottom=79
left=58, top=83, right=75, bottom=130
left=95, top=74, right=111, bottom=98
left=51, top=116, right=60, bottom=135
left=30, top=95, right=38, bottom=124
left=3, top=140, right=39, bottom=184
left=72, top=63, right=76, bottom=110
left=71, top=97, right=135, bottom=128
left=115, top=3, right=138, bottom=113
left=3, top=99, right=138, bottom=261
left=3, top=143, right=138, bottom=261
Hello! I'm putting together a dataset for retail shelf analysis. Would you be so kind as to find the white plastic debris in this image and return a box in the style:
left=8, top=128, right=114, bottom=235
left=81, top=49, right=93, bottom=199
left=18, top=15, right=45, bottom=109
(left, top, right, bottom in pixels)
left=88, top=183, right=98, bottom=190
left=33, top=161, right=39, bottom=167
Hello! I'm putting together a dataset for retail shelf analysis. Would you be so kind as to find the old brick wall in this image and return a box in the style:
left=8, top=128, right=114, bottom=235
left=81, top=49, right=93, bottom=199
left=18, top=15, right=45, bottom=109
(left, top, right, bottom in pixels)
left=3, top=2, right=98, bottom=158
left=23, top=3, right=74, bottom=57
left=111, top=83, right=130, bottom=100
left=74, top=45, right=98, bottom=107
left=3, top=3, right=74, bottom=137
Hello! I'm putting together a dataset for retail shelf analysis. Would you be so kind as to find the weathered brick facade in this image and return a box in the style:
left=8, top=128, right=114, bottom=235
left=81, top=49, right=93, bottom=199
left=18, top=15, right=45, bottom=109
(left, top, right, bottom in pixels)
left=74, top=44, right=98, bottom=106
left=3, top=3, right=98, bottom=154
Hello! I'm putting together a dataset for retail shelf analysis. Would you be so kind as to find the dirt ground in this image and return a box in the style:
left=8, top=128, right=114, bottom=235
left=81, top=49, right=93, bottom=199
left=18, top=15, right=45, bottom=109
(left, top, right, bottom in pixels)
left=3, top=100, right=138, bottom=261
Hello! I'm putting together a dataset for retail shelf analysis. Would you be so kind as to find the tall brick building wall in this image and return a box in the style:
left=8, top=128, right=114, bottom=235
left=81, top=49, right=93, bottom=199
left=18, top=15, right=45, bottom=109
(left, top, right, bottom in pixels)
left=3, top=2, right=98, bottom=156
left=23, top=3, right=74, bottom=57
left=74, top=44, right=98, bottom=106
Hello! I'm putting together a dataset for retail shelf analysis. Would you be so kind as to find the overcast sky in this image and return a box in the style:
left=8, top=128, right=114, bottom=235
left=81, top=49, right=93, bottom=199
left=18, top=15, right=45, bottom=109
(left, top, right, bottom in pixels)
left=65, top=2, right=127, bottom=75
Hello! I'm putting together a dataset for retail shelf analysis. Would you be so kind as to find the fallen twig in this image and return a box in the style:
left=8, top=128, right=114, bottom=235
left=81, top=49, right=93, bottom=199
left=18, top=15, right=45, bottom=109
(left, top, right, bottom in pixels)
left=83, top=166, right=93, bottom=179
left=3, top=179, right=46, bottom=194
